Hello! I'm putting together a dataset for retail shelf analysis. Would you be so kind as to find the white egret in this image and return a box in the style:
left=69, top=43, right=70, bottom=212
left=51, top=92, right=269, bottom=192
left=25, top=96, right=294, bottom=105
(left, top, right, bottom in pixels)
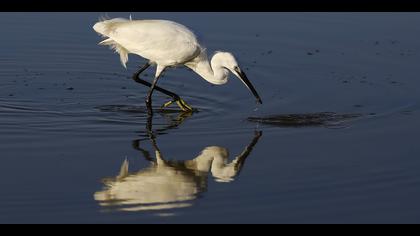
left=93, top=17, right=262, bottom=114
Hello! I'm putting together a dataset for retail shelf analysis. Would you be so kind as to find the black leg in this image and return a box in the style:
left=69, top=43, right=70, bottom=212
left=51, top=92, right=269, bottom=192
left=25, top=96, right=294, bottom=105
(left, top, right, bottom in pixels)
left=132, top=62, right=193, bottom=112
left=132, top=63, right=181, bottom=101
left=145, top=74, right=162, bottom=115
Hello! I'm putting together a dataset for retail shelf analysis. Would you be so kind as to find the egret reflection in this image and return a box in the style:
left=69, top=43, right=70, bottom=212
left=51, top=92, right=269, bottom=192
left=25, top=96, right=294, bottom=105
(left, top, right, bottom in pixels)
left=94, top=113, right=262, bottom=212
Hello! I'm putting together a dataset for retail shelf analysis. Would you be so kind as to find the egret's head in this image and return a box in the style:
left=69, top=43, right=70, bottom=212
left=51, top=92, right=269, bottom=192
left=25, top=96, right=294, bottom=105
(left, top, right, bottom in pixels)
left=213, top=51, right=262, bottom=104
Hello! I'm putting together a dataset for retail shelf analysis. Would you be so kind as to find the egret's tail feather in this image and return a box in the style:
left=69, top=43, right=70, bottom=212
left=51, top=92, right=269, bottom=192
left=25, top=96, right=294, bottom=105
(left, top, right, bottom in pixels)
left=94, top=18, right=130, bottom=68
left=98, top=38, right=129, bottom=68
left=98, top=38, right=114, bottom=46
left=117, top=45, right=129, bottom=69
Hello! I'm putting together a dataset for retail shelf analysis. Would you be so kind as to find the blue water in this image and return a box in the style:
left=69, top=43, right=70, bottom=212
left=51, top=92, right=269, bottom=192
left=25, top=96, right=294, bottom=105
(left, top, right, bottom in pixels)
left=1, top=12, right=420, bottom=223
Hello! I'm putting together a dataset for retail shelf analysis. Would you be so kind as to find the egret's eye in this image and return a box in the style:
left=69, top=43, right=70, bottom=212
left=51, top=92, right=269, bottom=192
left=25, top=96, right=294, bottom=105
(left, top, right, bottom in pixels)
left=234, top=66, right=239, bottom=72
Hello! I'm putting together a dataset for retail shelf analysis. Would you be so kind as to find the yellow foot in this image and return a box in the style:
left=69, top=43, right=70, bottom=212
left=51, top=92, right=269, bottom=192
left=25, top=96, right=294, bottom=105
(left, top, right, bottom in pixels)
left=161, top=97, right=194, bottom=112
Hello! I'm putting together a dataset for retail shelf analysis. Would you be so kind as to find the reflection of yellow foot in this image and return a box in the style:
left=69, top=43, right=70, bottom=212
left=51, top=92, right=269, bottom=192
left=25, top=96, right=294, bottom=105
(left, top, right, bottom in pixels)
left=175, top=110, right=193, bottom=122
left=161, top=97, right=193, bottom=112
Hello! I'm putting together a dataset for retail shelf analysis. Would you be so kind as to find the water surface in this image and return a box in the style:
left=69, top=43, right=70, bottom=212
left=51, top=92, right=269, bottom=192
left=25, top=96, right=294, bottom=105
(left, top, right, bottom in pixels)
left=1, top=13, right=420, bottom=223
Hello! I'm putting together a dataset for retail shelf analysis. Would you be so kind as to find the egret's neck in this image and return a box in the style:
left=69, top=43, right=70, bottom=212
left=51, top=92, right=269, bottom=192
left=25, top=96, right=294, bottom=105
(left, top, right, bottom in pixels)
left=185, top=53, right=228, bottom=85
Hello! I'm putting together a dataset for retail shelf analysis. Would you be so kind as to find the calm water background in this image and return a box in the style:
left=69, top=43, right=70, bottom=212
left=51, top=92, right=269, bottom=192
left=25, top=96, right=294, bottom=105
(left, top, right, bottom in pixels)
left=1, top=12, right=420, bottom=223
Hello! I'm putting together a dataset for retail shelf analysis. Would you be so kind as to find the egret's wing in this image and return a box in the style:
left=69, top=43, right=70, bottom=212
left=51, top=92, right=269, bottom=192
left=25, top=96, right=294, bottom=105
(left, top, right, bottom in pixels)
left=104, top=20, right=201, bottom=66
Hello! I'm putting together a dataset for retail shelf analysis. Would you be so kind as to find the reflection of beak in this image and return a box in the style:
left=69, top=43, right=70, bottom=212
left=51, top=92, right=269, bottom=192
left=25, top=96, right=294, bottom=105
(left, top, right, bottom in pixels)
left=234, top=67, right=262, bottom=104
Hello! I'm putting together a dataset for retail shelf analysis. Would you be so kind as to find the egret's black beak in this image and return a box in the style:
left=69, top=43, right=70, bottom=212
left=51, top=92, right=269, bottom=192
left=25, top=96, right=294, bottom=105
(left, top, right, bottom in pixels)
left=234, top=67, right=262, bottom=104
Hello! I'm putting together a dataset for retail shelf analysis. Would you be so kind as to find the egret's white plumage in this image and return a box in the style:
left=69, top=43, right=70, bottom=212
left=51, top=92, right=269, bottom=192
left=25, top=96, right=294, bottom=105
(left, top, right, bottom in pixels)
left=94, top=18, right=201, bottom=74
left=93, top=17, right=262, bottom=108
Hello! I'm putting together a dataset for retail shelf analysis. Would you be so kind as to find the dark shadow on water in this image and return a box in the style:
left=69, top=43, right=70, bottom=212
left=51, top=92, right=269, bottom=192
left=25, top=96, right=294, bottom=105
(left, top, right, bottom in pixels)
left=248, top=112, right=364, bottom=128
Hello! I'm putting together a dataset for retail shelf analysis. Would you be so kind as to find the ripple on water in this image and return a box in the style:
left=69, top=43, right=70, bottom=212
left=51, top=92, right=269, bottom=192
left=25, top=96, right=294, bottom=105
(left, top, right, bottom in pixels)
left=0, top=101, right=64, bottom=116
